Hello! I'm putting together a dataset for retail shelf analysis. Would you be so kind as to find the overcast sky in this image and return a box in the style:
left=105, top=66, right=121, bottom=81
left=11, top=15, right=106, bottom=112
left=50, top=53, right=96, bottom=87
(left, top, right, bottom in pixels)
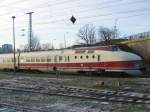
left=0, top=0, right=150, bottom=49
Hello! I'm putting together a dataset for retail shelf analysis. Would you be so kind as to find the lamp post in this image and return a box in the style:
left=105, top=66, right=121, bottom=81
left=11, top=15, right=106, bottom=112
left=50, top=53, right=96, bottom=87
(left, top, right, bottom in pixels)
left=64, top=32, right=69, bottom=49
left=52, top=39, right=56, bottom=50
left=12, top=16, right=16, bottom=73
left=64, top=34, right=66, bottom=49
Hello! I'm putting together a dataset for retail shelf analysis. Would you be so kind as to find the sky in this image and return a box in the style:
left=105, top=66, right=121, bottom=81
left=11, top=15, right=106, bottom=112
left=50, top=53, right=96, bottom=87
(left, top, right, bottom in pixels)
left=0, top=0, right=150, bottom=49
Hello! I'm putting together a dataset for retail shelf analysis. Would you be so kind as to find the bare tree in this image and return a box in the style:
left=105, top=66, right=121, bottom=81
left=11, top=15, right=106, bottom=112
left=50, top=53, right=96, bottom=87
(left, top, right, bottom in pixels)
left=98, top=26, right=114, bottom=45
left=23, top=34, right=41, bottom=51
left=31, top=35, right=41, bottom=51
left=77, top=24, right=96, bottom=46
left=41, top=43, right=52, bottom=50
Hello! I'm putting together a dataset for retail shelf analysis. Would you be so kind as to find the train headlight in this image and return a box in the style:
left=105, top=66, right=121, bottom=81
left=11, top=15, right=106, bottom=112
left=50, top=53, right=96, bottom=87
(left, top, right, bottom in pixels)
left=135, top=63, right=140, bottom=67
left=134, top=61, right=143, bottom=68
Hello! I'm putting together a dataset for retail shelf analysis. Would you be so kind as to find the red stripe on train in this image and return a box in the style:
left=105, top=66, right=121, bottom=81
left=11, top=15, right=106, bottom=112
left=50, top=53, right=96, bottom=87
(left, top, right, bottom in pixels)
left=20, top=60, right=142, bottom=70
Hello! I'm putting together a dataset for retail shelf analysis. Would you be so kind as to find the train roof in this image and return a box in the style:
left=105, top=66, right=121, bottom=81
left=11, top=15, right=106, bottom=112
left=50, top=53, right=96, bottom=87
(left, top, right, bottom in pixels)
left=0, top=45, right=123, bottom=57
left=75, top=45, right=113, bottom=51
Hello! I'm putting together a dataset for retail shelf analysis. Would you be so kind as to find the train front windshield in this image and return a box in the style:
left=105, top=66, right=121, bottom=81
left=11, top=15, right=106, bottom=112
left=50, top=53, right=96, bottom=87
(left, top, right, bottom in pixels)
left=112, top=45, right=143, bottom=58
left=112, top=45, right=136, bottom=52
left=112, top=46, right=120, bottom=51
left=117, top=45, right=136, bottom=53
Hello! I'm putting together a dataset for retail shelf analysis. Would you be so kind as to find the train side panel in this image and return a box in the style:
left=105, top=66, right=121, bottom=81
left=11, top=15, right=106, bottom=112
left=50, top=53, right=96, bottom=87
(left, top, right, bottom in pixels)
left=0, top=48, right=144, bottom=75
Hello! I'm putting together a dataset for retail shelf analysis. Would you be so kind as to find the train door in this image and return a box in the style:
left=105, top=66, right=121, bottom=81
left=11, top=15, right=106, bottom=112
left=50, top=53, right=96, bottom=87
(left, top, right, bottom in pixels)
left=53, top=55, right=58, bottom=71
left=54, top=55, right=57, bottom=63
left=47, top=56, right=51, bottom=70
left=97, top=55, right=101, bottom=70
left=97, top=55, right=101, bottom=62
left=97, top=55, right=105, bottom=72
left=53, top=55, right=63, bottom=72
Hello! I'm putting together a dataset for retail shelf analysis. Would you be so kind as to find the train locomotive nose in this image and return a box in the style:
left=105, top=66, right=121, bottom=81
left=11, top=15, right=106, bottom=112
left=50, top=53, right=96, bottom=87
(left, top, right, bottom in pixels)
left=123, top=53, right=144, bottom=75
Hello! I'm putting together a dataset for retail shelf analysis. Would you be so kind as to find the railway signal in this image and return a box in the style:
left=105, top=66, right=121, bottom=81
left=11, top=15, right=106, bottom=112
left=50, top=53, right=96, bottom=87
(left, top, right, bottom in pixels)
left=70, top=16, right=76, bottom=24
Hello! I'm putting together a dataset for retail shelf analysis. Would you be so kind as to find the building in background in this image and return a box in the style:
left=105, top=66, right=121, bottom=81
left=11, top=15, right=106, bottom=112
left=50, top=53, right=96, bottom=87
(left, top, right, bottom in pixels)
left=0, top=47, right=2, bottom=53
left=1, top=44, right=13, bottom=53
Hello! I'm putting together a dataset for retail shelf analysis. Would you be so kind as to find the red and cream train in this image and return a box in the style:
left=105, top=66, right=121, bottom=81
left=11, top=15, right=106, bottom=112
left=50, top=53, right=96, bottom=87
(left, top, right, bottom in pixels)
left=0, top=45, right=144, bottom=75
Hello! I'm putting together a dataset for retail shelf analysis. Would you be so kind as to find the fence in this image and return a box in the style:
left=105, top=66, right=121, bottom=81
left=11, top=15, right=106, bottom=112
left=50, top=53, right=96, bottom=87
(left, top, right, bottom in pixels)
left=125, top=31, right=150, bottom=40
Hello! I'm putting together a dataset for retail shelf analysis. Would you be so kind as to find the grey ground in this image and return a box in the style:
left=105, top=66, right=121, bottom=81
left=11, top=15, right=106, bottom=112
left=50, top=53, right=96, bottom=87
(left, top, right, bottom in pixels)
left=0, top=73, right=150, bottom=112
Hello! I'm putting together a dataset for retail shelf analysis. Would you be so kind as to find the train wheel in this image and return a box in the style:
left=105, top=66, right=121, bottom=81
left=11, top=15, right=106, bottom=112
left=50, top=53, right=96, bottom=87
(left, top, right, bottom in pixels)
left=53, top=67, right=57, bottom=71
left=85, top=71, right=93, bottom=76
left=99, top=69, right=105, bottom=74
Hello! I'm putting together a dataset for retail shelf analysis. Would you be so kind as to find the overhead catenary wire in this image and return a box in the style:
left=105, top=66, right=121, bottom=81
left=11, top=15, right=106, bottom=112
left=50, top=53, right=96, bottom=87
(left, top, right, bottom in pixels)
left=0, top=2, right=150, bottom=28
left=0, top=0, right=149, bottom=35
left=0, top=0, right=146, bottom=18
left=0, top=10, right=150, bottom=32
left=0, top=0, right=148, bottom=24
left=31, top=8, right=150, bottom=25
left=48, top=0, right=148, bottom=17
left=8, top=0, right=149, bottom=19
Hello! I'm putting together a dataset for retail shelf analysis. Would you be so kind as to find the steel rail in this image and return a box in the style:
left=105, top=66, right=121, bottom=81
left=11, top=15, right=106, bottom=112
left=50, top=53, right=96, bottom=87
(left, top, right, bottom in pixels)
left=0, top=86, right=150, bottom=104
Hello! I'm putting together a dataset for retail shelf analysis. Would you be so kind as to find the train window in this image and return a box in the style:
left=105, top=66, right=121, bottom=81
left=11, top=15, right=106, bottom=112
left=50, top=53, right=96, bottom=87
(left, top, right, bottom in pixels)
left=47, top=57, right=51, bottom=62
left=26, top=58, right=30, bottom=62
left=1, top=59, right=3, bottom=63
left=88, top=50, right=94, bottom=53
left=31, top=58, right=35, bottom=62
left=68, top=56, right=70, bottom=62
left=54, top=56, right=57, bottom=62
left=36, top=58, right=40, bottom=62
left=11, top=58, right=17, bottom=62
left=11, top=58, right=14, bottom=62
left=80, top=56, right=83, bottom=59
left=7, top=58, right=11, bottom=63
left=3, top=59, right=6, bottom=63
left=98, top=55, right=100, bottom=62
left=86, top=55, right=89, bottom=59
left=75, top=56, right=77, bottom=59
left=65, top=56, right=67, bottom=62
left=41, top=58, right=46, bottom=62
left=59, top=56, right=63, bottom=61
left=75, top=50, right=85, bottom=54
left=112, top=46, right=119, bottom=51
left=92, top=55, right=95, bottom=59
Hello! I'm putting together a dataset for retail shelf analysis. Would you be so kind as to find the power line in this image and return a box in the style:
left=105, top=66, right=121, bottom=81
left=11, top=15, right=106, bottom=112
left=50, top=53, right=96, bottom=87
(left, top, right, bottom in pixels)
left=0, top=0, right=150, bottom=31
left=33, top=8, right=150, bottom=24
left=0, top=0, right=148, bottom=22
left=0, top=10, right=150, bottom=32
left=1, top=10, right=150, bottom=33
left=9, top=0, right=149, bottom=24
left=0, top=0, right=132, bottom=15
left=9, top=0, right=147, bottom=19
left=0, top=0, right=31, bottom=9
left=49, top=0, right=147, bottom=17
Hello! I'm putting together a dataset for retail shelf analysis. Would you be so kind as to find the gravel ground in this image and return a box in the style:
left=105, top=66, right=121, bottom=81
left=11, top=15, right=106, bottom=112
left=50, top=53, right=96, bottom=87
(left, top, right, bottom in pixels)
left=0, top=73, right=150, bottom=112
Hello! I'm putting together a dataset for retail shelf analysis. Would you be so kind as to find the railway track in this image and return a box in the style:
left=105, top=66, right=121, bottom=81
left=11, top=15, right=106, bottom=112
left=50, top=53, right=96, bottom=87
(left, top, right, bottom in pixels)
left=0, top=102, right=49, bottom=112
left=0, top=86, right=150, bottom=105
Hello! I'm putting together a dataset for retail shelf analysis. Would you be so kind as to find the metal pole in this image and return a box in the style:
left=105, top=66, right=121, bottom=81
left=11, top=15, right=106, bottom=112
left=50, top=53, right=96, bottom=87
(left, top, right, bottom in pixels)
left=52, top=40, right=53, bottom=50
left=64, top=34, right=66, bottom=48
left=64, top=32, right=68, bottom=49
left=52, top=39, right=56, bottom=50
left=26, top=12, right=34, bottom=51
left=12, top=16, right=16, bottom=73
left=114, top=19, right=118, bottom=39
